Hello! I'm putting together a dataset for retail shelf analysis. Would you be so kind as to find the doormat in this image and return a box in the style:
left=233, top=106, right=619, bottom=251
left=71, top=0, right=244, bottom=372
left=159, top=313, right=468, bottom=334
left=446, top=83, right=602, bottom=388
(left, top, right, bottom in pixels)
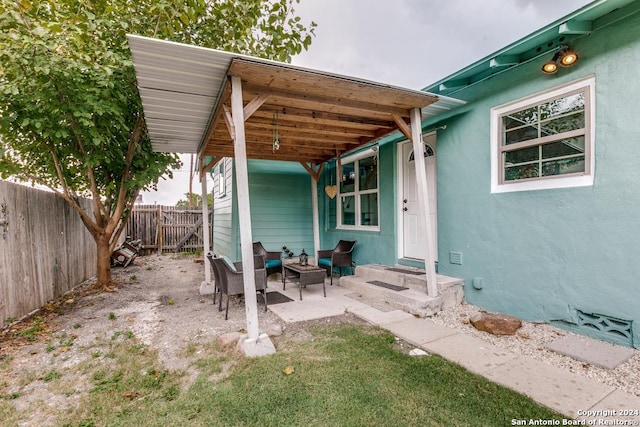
left=385, top=267, right=424, bottom=275
left=545, top=335, right=635, bottom=369
left=260, top=291, right=294, bottom=305
left=367, top=280, right=409, bottom=292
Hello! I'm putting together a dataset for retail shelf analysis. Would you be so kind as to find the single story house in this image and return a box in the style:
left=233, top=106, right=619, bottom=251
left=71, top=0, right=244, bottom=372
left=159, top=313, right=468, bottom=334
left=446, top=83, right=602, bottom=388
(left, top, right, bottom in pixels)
left=129, top=0, right=640, bottom=348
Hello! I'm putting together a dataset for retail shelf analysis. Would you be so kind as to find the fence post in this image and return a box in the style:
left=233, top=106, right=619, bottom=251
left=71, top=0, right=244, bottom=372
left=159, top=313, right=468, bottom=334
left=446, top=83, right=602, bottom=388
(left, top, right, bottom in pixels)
left=157, top=205, right=163, bottom=255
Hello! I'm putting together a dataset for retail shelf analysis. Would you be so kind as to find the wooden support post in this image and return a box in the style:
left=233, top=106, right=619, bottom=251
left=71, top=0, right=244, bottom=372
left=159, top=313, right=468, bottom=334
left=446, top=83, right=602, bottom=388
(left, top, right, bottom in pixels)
left=410, top=107, right=438, bottom=297
left=230, top=76, right=260, bottom=341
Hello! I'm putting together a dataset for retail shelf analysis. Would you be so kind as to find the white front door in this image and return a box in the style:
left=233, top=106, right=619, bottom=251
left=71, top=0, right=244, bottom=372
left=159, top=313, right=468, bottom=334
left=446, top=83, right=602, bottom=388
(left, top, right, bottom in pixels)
left=401, top=133, right=437, bottom=261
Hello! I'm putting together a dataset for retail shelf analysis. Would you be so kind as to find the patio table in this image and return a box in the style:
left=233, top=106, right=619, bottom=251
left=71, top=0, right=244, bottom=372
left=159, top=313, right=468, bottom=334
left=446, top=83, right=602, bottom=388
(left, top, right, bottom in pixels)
left=282, top=263, right=326, bottom=300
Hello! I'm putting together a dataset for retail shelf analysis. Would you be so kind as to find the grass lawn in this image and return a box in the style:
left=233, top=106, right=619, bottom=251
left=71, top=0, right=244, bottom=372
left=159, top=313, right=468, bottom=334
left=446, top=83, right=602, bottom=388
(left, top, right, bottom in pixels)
left=5, top=322, right=566, bottom=426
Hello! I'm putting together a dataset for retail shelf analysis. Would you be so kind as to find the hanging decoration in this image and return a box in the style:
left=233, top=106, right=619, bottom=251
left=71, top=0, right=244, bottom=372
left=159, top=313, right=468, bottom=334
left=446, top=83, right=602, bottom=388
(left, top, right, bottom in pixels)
left=272, top=111, right=280, bottom=152
left=324, top=150, right=339, bottom=199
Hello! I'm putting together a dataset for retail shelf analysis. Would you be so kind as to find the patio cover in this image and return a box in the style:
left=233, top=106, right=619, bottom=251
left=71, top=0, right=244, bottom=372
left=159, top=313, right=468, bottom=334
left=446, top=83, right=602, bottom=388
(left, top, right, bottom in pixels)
left=127, top=34, right=464, bottom=351
left=127, top=35, right=464, bottom=168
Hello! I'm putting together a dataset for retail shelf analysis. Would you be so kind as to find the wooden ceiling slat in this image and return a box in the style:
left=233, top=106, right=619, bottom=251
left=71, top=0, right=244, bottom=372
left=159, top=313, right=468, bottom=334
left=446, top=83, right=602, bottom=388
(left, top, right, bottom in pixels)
left=212, top=128, right=362, bottom=145
left=246, top=115, right=378, bottom=137
left=249, top=107, right=393, bottom=131
left=242, top=83, right=412, bottom=117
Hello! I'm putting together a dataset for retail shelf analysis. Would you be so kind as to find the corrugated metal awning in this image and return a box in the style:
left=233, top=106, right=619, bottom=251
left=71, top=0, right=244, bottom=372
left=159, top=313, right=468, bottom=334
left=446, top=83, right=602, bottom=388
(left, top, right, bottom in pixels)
left=127, top=35, right=465, bottom=167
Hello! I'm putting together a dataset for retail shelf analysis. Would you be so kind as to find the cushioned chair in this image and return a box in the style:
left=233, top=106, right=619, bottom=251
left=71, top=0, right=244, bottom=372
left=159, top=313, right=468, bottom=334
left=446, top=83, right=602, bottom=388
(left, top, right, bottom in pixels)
left=210, top=255, right=268, bottom=320
left=316, top=240, right=357, bottom=286
left=253, top=242, right=283, bottom=278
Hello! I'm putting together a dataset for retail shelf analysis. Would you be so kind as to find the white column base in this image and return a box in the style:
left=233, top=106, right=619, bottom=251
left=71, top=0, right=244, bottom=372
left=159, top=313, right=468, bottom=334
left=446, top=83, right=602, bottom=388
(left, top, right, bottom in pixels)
left=238, top=333, right=276, bottom=357
left=199, top=280, right=215, bottom=295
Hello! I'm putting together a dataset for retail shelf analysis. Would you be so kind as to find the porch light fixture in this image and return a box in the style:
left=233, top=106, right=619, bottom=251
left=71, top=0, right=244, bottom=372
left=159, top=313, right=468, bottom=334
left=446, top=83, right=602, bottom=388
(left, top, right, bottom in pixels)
left=542, top=47, right=579, bottom=74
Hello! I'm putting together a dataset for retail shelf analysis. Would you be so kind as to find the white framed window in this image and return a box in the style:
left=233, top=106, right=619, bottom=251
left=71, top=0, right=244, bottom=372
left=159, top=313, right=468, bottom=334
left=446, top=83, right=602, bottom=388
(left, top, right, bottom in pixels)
left=337, top=149, right=379, bottom=230
left=490, top=76, right=595, bottom=193
left=217, top=161, right=226, bottom=197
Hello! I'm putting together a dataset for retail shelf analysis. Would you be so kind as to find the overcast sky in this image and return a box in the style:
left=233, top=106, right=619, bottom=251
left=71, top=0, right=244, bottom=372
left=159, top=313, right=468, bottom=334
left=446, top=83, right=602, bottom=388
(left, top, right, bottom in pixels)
left=141, top=0, right=593, bottom=205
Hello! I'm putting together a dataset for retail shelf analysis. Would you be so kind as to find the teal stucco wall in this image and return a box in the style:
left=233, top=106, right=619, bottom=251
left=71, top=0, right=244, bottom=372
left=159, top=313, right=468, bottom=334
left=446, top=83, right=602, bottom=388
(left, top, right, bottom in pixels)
left=428, top=10, right=640, bottom=347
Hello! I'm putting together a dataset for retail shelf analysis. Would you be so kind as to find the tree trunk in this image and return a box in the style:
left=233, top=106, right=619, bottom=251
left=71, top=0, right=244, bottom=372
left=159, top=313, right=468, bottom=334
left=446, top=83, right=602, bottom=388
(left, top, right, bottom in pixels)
left=95, top=234, right=113, bottom=290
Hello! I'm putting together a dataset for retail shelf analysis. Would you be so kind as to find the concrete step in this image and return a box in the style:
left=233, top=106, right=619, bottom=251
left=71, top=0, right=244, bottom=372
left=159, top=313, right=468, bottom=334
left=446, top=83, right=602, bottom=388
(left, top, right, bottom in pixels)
left=338, top=274, right=463, bottom=317
left=354, top=264, right=464, bottom=300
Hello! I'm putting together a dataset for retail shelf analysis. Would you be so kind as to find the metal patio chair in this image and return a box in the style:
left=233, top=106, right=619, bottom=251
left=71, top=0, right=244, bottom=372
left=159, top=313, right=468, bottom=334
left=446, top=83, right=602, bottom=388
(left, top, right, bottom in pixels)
left=209, top=255, right=268, bottom=320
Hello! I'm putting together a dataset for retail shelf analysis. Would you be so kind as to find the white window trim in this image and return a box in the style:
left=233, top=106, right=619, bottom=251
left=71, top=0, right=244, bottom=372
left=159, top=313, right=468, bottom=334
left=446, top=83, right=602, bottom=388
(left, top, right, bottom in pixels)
left=217, top=161, right=226, bottom=197
left=337, top=148, right=380, bottom=231
left=490, top=76, right=596, bottom=193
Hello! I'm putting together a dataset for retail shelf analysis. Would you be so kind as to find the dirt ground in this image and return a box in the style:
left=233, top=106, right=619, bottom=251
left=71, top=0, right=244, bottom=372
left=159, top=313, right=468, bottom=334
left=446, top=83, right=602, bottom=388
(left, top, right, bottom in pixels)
left=0, top=253, right=366, bottom=425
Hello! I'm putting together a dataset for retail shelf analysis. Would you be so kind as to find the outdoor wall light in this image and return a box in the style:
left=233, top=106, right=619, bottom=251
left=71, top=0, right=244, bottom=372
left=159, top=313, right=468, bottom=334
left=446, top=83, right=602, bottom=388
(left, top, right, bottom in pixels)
left=541, top=47, right=579, bottom=74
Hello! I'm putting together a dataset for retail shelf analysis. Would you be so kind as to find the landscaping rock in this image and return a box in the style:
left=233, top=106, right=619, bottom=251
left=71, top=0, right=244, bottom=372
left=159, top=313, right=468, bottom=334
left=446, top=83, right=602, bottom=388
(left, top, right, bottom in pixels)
left=470, top=312, right=522, bottom=335
left=217, top=331, right=243, bottom=349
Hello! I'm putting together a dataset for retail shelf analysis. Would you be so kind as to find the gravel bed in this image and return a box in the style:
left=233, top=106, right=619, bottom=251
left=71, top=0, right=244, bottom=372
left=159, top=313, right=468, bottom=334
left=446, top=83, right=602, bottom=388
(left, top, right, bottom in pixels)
left=429, top=302, right=640, bottom=397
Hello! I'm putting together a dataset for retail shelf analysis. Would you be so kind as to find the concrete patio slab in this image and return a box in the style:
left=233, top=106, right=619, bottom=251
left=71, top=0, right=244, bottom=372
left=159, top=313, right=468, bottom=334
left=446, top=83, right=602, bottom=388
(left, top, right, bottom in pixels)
left=576, top=389, right=640, bottom=423
left=382, top=317, right=458, bottom=347
left=348, top=306, right=414, bottom=326
left=484, top=356, right=615, bottom=417
left=545, top=334, right=635, bottom=369
left=267, top=280, right=369, bottom=323
left=420, top=333, right=518, bottom=375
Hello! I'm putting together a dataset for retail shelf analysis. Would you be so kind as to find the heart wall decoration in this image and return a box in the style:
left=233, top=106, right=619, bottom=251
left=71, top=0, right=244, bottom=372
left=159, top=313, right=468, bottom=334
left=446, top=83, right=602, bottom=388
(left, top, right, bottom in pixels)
left=324, top=185, right=337, bottom=199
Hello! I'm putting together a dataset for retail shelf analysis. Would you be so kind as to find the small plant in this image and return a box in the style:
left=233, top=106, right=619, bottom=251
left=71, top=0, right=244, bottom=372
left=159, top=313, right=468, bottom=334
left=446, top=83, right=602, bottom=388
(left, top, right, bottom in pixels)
left=5, top=317, right=15, bottom=324
left=73, top=323, right=82, bottom=329
left=91, top=351, right=101, bottom=358
left=45, top=343, right=55, bottom=353
left=129, top=275, right=137, bottom=281
left=43, top=370, right=61, bottom=382
left=108, top=312, right=116, bottom=321
left=17, top=316, right=45, bottom=341
left=1, top=392, right=21, bottom=400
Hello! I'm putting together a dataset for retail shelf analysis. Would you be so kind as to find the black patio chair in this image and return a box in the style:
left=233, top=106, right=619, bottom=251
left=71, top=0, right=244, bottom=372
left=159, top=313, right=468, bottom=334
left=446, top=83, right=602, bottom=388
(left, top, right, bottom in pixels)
left=253, top=241, right=283, bottom=278
left=210, top=255, right=268, bottom=320
left=316, top=240, right=357, bottom=286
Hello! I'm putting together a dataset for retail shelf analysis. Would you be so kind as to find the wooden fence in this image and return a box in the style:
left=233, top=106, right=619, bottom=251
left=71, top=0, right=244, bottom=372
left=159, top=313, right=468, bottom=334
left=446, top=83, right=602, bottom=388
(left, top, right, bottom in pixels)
left=126, top=205, right=211, bottom=255
left=0, top=181, right=96, bottom=328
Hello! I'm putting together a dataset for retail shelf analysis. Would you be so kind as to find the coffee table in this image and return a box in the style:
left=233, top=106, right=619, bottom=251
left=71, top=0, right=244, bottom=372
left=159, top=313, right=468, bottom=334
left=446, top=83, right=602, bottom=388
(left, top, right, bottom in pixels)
left=282, top=263, right=326, bottom=300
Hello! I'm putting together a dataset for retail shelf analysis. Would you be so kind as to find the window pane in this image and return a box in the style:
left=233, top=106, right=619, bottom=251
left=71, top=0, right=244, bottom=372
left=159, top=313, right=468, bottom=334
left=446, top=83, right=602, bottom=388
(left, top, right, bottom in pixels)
left=359, top=156, right=377, bottom=191
left=504, top=146, right=539, bottom=165
left=542, top=137, right=585, bottom=159
left=341, top=195, right=355, bottom=225
left=541, top=111, right=584, bottom=136
left=540, top=92, right=585, bottom=120
left=542, top=157, right=585, bottom=177
left=505, top=164, right=539, bottom=181
left=360, top=193, right=378, bottom=226
left=340, top=163, right=355, bottom=193
left=504, top=124, right=538, bottom=145
left=504, top=106, right=538, bottom=129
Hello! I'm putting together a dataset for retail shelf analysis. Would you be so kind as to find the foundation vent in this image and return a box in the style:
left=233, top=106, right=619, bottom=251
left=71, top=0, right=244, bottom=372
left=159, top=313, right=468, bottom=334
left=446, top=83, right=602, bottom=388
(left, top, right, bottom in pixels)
left=576, top=310, right=633, bottom=347
left=449, top=251, right=463, bottom=265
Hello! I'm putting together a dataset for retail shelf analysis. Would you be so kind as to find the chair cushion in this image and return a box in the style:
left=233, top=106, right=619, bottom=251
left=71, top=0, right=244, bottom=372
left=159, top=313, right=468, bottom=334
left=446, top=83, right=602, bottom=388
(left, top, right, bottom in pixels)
left=221, top=255, right=237, bottom=272
left=318, top=258, right=331, bottom=267
left=265, top=259, right=282, bottom=269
